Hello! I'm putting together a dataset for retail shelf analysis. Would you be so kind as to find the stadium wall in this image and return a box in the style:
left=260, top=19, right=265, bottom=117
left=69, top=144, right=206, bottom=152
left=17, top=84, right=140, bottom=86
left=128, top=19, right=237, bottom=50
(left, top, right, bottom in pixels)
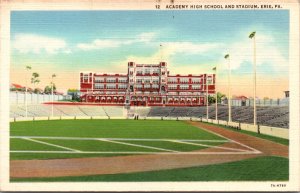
left=10, top=91, right=65, bottom=104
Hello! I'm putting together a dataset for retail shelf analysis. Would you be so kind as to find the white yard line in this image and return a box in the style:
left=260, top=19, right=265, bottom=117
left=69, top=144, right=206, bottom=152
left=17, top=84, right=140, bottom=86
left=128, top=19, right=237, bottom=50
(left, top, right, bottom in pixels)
left=98, top=139, right=179, bottom=153
left=167, top=140, right=249, bottom=152
left=22, top=138, right=81, bottom=152
left=10, top=150, right=260, bottom=155
left=11, top=136, right=229, bottom=142
left=192, top=125, right=262, bottom=153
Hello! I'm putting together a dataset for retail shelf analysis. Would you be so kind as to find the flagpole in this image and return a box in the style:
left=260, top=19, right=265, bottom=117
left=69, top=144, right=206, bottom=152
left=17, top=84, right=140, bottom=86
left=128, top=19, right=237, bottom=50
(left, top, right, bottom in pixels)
left=249, top=31, right=257, bottom=126
left=51, top=74, right=56, bottom=117
left=253, top=34, right=257, bottom=126
left=51, top=76, right=54, bottom=117
left=25, top=71, right=28, bottom=118
left=225, top=54, right=231, bottom=122
left=214, top=67, right=218, bottom=121
left=25, top=66, right=31, bottom=118
left=206, top=74, right=209, bottom=120
left=228, top=56, right=232, bottom=122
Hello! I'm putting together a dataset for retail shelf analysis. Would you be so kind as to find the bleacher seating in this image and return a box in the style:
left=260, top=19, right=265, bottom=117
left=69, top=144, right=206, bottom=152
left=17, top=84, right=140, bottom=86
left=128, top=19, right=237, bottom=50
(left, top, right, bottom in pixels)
left=77, top=106, right=107, bottom=117
left=102, top=106, right=124, bottom=117
left=9, top=104, right=289, bottom=128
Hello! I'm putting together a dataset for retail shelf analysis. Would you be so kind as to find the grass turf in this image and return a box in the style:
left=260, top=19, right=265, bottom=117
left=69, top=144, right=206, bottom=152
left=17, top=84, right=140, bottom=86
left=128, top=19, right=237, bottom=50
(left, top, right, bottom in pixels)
left=202, top=121, right=289, bottom=145
left=11, top=156, right=288, bottom=182
left=11, top=119, right=224, bottom=139
left=10, top=119, right=225, bottom=160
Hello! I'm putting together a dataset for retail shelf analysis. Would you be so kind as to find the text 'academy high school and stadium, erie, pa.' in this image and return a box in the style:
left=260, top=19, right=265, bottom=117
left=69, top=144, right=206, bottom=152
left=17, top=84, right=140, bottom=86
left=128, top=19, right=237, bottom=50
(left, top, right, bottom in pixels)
left=80, top=62, right=215, bottom=107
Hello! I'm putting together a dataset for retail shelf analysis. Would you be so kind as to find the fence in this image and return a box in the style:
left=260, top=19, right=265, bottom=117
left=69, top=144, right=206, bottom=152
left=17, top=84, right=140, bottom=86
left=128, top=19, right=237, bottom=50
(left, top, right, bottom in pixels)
left=10, top=91, right=65, bottom=104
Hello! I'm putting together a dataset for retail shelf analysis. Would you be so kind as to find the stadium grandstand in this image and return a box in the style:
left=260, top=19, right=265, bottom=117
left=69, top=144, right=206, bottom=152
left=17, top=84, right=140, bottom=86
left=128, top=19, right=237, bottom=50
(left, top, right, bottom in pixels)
left=10, top=104, right=289, bottom=128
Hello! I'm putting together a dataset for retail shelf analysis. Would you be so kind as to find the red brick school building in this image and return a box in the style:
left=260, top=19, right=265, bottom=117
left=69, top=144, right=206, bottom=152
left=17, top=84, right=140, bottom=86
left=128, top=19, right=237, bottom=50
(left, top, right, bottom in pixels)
left=80, top=62, right=215, bottom=106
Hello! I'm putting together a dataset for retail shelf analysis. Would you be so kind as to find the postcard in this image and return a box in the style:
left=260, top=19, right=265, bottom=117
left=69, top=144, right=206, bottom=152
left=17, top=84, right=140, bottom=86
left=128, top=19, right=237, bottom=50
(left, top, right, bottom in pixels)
left=0, top=0, right=299, bottom=191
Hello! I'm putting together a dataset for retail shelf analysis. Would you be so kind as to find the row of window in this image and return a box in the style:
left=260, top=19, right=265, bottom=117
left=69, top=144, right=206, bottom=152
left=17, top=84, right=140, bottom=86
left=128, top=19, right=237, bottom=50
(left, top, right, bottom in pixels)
left=168, top=92, right=202, bottom=95
left=94, top=84, right=127, bottom=89
left=136, top=80, right=159, bottom=84
left=94, top=78, right=127, bottom=83
left=135, top=85, right=160, bottom=89
left=168, top=85, right=201, bottom=90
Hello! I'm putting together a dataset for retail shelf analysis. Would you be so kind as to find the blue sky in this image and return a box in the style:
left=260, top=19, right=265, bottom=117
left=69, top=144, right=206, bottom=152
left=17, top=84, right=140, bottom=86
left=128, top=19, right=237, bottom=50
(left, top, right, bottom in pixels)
left=10, top=10, right=289, bottom=97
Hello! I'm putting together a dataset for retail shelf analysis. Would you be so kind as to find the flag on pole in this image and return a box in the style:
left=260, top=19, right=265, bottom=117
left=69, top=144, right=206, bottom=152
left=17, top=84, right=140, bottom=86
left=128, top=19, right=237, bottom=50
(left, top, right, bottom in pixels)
left=224, top=54, right=229, bottom=59
left=249, top=31, right=256, bottom=39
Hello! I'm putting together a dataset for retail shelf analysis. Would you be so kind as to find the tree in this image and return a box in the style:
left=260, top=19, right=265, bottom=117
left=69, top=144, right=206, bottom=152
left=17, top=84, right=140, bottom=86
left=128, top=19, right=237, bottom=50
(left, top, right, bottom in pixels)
left=31, top=72, right=40, bottom=93
left=44, top=84, right=56, bottom=94
left=67, top=88, right=81, bottom=101
left=208, top=92, right=226, bottom=104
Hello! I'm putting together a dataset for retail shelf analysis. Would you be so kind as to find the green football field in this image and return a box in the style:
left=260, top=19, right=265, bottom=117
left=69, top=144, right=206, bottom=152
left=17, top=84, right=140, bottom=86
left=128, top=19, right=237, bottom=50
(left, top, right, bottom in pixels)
left=10, top=119, right=289, bottom=181
left=10, top=119, right=227, bottom=160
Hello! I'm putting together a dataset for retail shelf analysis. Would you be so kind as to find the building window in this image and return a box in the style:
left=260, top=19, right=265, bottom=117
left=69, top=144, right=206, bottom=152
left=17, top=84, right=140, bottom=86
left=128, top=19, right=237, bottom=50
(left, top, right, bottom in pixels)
left=106, top=84, right=116, bottom=89
left=192, top=85, right=200, bottom=90
left=180, top=85, right=189, bottom=90
left=107, top=78, right=116, bottom=83
left=180, top=78, right=189, bottom=83
left=83, top=75, right=89, bottom=82
left=118, top=78, right=127, bottom=83
left=145, top=69, right=150, bottom=74
left=136, top=85, right=143, bottom=89
left=118, top=84, right=127, bottom=89
left=168, top=78, right=177, bottom=83
left=207, top=76, right=213, bottom=85
left=168, top=85, right=176, bottom=90
left=95, top=77, right=104, bottom=82
left=94, top=83, right=104, bottom=89
left=152, top=84, right=159, bottom=89
left=152, top=79, right=159, bottom=84
left=192, top=78, right=200, bottom=83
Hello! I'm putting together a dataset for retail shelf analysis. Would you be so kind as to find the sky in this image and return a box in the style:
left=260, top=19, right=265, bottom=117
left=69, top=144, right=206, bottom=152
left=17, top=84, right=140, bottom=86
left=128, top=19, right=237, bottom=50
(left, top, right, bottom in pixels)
left=10, top=10, right=289, bottom=98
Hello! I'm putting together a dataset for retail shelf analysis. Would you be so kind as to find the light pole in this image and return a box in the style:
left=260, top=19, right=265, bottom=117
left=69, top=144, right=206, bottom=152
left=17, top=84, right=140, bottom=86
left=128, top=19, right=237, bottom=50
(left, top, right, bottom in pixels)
left=213, top=67, right=217, bottom=121
left=224, top=54, right=231, bottom=122
left=249, top=31, right=257, bottom=125
left=51, top=74, right=56, bottom=117
left=25, top=65, right=31, bottom=118
left=206, top=74, right=209, bottom=120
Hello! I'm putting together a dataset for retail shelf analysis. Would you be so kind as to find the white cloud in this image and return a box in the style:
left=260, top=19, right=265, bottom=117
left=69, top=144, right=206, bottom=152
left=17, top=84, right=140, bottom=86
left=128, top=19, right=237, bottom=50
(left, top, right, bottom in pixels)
left=137, top=32, right=156, bottom=42
left=219, top=33, right=288, bottom=71
left=13, top=34, right=69, bottom=54
left=162, top=42, right=222, bottom=55
left=77, top=32, right=157, bottom=51
left=77, top=39, right=124, bottom=50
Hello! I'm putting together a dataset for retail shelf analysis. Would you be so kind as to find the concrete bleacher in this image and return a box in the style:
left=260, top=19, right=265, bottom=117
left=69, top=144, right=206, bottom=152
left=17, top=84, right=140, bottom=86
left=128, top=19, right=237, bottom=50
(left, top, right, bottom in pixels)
left=130, top=107, right=151, bottom=117
left=147, top=107, right=174, bottom=117
left=78, top=106, right=107, bottom=117
left=9, top=104, right=289, bottom=128
left=53, top=105, right=87, bottom=117
left=143, top=105, right=289, bottom=128
left=102, top=106, right=124, bottom=117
